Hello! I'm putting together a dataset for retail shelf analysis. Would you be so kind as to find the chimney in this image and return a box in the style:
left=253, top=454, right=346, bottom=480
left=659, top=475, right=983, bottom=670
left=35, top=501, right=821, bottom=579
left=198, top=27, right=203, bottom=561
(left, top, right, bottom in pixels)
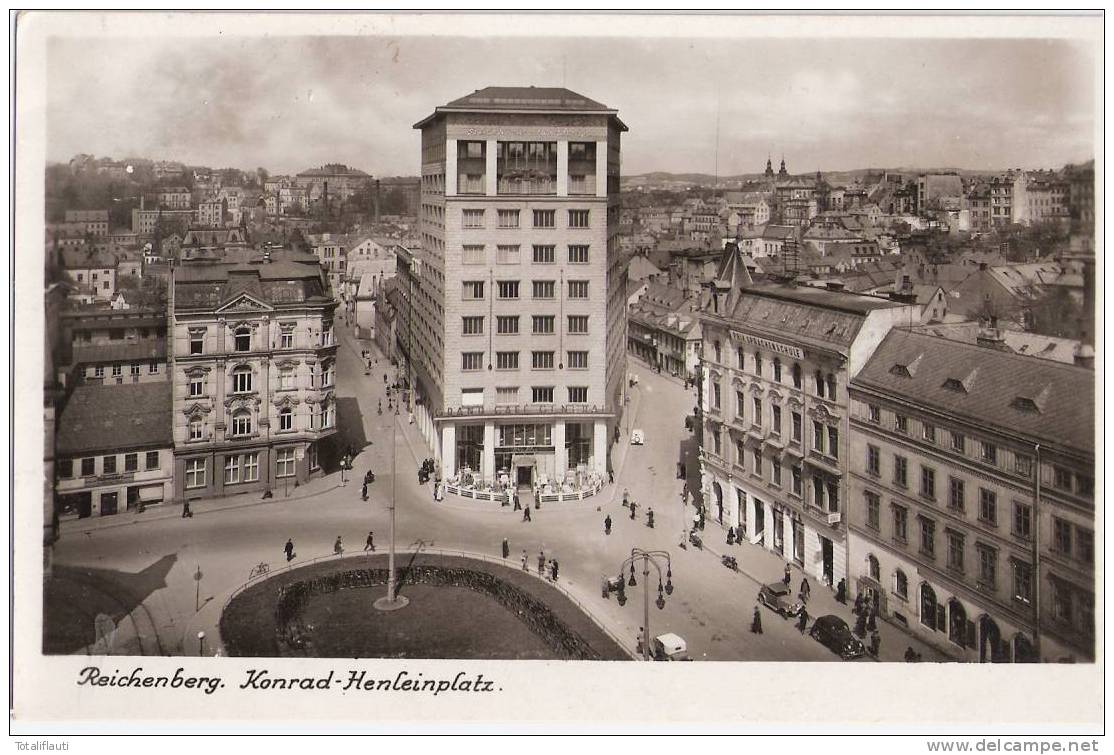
left=975, top=323, right=1008, bottom=351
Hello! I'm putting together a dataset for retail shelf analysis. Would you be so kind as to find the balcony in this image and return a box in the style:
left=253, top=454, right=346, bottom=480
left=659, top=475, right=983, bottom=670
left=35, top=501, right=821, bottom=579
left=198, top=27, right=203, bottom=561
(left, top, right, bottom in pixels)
left=435, top=403, right=612, bottom=420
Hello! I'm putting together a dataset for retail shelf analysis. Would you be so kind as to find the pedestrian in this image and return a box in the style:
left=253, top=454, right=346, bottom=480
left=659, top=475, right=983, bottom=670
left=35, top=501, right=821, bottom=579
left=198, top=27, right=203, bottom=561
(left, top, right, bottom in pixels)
left=797, top=607, right=809, bottom=634
left=870, top=629, right=881, bottom=657
left=513, top=493, right=522, bottom=511
left=637, top=626, right=645, bottom=655
left=552, top=559, right=559, bottom=581
left=866, top=610, right=878, bottom=633
left=853, top=592, right=864, bottom=616
left=501, top=538, right=510, bottom=560
left=523, top=506, right=532, bottom=522
left=334, top=536, right=343, bottom=555
left=751, top=606, right=763, bottom=634
left=181, top=501, right=193, bottom=518
left=646, top=507, right=654, bottom=528
left=538, top=551, right=546, bottom=575
left=364, top=531, right=375, bottom=552
left=727, top=526, right=736, bottom=545
left=836, top=578, right=848, bottom=604
left=629, top=500, right=637, bottom=520
left=521, top=550, right=528, bottom=571
left=408, top=412, right=414, bottom=425
left=608, top=469, right=614, bottom=484
left=361, top=482, right=368, bottom=501
left=604, top=514, right=612, bottom=535
left=854, top=612, right=867, bottom=638
left=800, top=577, right=811, bottom=604
left=284, top=538, right=295, bottom=562
left=622, top=488, right=630, bottom=508
left=783, top=563, right=792, bottom=586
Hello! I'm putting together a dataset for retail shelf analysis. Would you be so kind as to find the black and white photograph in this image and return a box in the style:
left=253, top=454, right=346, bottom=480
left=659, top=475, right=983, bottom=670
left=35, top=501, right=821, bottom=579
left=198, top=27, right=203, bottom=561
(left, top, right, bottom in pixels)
left=9, top=9, right=1104, bottom=741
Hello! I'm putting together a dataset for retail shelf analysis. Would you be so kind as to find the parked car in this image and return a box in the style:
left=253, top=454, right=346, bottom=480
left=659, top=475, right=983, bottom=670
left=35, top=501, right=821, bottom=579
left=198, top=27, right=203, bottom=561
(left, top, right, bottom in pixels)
left=631, top=429, right=645, bottom=445
left=758, top=582, right=803, bottom=618
left=651, top=632, right=691, bottom=661
left=809, top=614, right=867, bottom=660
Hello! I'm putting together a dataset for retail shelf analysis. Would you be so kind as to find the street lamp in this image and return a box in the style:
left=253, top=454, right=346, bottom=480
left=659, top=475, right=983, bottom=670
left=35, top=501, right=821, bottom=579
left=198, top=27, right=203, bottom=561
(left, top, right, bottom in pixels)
left=617, top=548, right=674, bottom=661
left=374, top=408, right=409, bottom=612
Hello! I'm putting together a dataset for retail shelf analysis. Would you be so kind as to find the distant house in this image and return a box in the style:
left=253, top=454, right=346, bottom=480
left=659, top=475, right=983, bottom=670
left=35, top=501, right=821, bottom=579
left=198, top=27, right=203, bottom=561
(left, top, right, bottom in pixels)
left=60, top=248, right=118, bottom=302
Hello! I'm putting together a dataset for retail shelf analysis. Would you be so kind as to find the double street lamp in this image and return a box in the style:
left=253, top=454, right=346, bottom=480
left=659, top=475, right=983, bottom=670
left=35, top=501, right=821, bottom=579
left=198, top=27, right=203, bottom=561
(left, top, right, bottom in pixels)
left=617, top=548, right=674, bottom=661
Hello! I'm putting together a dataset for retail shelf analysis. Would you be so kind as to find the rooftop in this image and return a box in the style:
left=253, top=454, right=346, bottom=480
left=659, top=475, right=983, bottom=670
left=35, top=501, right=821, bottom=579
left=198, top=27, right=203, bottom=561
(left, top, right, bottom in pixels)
left=415, top=86, right=626, bottom=131
left=854, top=330, right=1094, bottom=455
left=56, top=382, right=173, bottom=456
left=72, top=340, right=166, bottom=365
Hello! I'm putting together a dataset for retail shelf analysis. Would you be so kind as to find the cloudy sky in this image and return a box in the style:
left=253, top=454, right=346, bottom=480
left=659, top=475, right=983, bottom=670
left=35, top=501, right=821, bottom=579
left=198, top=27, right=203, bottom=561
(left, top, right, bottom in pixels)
left=47, top=34, right=1096, bottom=177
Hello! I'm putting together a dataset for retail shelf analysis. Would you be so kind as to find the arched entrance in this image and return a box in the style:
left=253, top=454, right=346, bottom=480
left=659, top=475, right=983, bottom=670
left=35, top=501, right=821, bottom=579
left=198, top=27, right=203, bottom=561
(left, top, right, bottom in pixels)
left=979, top=614, right=1007, bottom=662
left=920, top=583, right=938, bottom=630
left=1013, top=633, right=1038, bottom=663
left=713, top=482, right=724, bottom=525
left=948, top=598, right=969, bottom=648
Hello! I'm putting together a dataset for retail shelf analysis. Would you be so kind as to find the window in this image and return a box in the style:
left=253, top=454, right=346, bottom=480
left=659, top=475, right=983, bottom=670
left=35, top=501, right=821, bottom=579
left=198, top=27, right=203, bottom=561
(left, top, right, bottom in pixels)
left=714, top=341, right=722, bottom=363
left=280, top=323, right=294, bottom=349
left=189, top=374, right=205, bottom=397
left=812, top=421, right=824, bottom=452
left=321, top=361, right=335, bottom=387
left=791, top=411, right=802, bottom=442
left=771, top=405, right=782, bottom=435
left=919, top=517, right=936, bottom=557
left=948, top=478, right=965, bottom=511
left=951, top=432, right=965, bottom=453
left=188, top=417, right=203, bottom=441
left=981, top=441, right=997, bottom=465
left=568, top=245, right=589, bottom=263
left=103, top=455, right=117, bottom=474
left=771, top=459, right=782, bottom=486
left=532, top=245, right=555, bottom=264
left=922, top=423, right=936, bottom=443
left=894, top=569, right=909, bottom=599
left=496, top=351, right=519, bottom=370
left=234, top=326, right=251, bottom=352
left=567, top=280, right=589, bottom=299
left=979, top=488, right=997, bottom=526
left=754, top=353, right=763, bottom=376
left=1014, top=453, right=1032, bottom=478
left=94, top=365, right=105, bottom=379
left=496, top=245, right=520, bottom=264
left=920, top=466, right=936, bottom=500
left=868, top=554, right=881, bottom=582
left=224, top=455, right=241, bottom=485
left=463, top=280, right=485, bottom=300
left=496, top=315, right=519, bottom=335
left=567, top=386, right=588, bottom=403
left=275, top=366, right=294, bottom=390
left=1077, top=529, right=1094, bottom=562
left=567, top=351, right=588, bottom=369
left=189, top=329, right=205, bottom=355
left=977, top=544, right=997, bottom=587
left=230, top=366, right=252, bottom=393
left=533, top=209, right=555, bottom=228
left=532, top=315, right=555, bottom=334
left=895, top=414, right=908, bottom=434
left=752, top=397, right=762, bottom=425
left=1012, top=560, right=1032, bottom=604
left=946, top=531, right=965, bottom=572
left=773, top=358, right=782, bottom=382
left=148, top=361, right=159, bottom=374
left=814, top=370, right=824, bottom=396
left=531, top=386, right=554, bottom=403
left=276, top=448, right=296, bottom=478
left=893, top=455, right=908, bottom=488
left=461, top=352, right=484, bottom=371
left=231, top=410, right=252, bottom=437
left=57, top=458, right=73, bottom=478
left=1053, top=517, right=1072, bottom=554
left=1076, top=474, right=1094, bottom=497
left=243, top=453, right=259, bottom=482
left=792, top=363, right=803, bottom=389
left=752, top=449, right=762, bottom=476
left=462, top=316, right=484, bottom=335
left=531, top=351, right=555, bottom=369
left=827, top=427, right=839, bottom=459
left=185, top=458, right=206, bottom=489
left=80, top=457, right=95, bottom=476
left=892, top=504, right=908, bottom=542
left=497, top=209, right=520, bottom=228
left=532, top=280, right=555, bottom=299
left=826, top=374, right=837, bottom=400
left=496, top=386, right=519, bottom=405
left=279, top=407, right=293, bottom=431
left=112, top=364, right=122, bottom=378
left=868, top=404, right=880, bottom=423
left=568, top=210, right=589, bottom=228
left=866, top=445, right=880, bottom=476
left=130, top=363, right=141, bottom=376
left=497, top=280, right=520, bottom=299
left=1053, top=466, right=1072, bottom=491
left=462, top=244, right=485, bottom=265
left=792, top=466, right=803, bottom=496
left=567, top=315, right=588, bottom=334
left=1052, top=582, right=1073, bottom=623
left=462, top=209, right=485, bottom=228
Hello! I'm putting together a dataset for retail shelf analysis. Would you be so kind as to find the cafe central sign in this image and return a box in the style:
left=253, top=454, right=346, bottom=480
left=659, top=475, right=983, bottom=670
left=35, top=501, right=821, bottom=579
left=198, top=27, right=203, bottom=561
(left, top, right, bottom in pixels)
left=732, top=331, right=805, bottom=360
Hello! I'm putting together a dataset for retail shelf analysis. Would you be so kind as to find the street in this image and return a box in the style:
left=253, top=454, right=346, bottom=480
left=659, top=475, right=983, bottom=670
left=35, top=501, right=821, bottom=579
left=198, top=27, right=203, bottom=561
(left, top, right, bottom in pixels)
left=51, top=316, right=949, bottom=663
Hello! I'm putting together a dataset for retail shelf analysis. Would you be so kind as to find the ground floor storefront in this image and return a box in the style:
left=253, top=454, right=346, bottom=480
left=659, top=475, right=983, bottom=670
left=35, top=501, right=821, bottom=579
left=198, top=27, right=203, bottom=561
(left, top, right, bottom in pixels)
left=846, top=529, right=1039, bottom=663
left=173, top=435, right=336, bottom=502
left=57, top=478, right=173, bottom=519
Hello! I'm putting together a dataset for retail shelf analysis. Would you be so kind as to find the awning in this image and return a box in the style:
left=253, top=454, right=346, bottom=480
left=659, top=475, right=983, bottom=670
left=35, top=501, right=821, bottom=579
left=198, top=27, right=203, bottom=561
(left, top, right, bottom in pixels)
left=512, top=455, right=537, bottom=467
left=138, top=485, right=164, bottom=502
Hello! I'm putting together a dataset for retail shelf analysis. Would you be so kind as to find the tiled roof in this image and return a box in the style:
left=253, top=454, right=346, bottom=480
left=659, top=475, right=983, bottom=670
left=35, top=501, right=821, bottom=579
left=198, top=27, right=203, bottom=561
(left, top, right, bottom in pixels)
left=445, top=86, right=610, bottom=112
left=61, top=248, right=118, bottom=269
left=853, top=330, right=1093, bottom=454
left=627, top=255, right=663, bottom=281
left=56, top=382, right=173, bottom=455
left=762, top=225, right=797, bottom=241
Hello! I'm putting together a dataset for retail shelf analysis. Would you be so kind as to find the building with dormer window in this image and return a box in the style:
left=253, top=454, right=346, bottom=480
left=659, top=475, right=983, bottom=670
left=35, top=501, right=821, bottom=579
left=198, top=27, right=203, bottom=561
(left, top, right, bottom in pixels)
left=170, top=253, right=338, bottom=500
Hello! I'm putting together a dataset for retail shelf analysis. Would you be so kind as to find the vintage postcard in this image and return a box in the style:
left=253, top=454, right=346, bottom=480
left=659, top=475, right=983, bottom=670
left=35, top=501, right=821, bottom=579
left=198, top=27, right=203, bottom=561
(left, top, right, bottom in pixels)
left=10, top=10, right=1104, bottom=738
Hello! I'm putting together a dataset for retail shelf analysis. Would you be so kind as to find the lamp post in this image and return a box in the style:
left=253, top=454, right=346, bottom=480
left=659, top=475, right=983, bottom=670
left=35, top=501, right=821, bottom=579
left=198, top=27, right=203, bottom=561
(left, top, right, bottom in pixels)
left=374, top=409, right=409, bottom=612
left=617, top=548, right=673, bottom=660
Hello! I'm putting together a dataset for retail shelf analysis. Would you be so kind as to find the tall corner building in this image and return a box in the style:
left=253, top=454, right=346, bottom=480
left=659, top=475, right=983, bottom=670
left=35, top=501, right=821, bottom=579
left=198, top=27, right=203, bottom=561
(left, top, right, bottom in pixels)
left=409, top=86, right=628, bottom=487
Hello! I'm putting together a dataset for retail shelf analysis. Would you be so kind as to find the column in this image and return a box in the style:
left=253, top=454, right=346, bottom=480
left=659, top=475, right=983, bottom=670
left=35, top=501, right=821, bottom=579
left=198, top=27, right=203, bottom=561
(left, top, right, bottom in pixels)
left=553, top=420, right=567, bottom=480
left=485, top=139, right=498, bottom=196
left=445, top=138, right=458, bottom=198
left=595, top=140, right=607, bottom=198
left=482, top=421, right=496, bottom=483
left=592, top=420, right=607, bottom=475
left=557, top=140, right=569, bottom=198
left=441, top=423, right=456, bottom=479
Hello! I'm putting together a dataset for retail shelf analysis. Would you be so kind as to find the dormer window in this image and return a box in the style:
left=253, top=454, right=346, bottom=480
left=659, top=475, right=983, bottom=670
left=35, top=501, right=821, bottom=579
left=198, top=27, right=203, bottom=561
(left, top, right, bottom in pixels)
left=942, top=378, right=967, bottom=393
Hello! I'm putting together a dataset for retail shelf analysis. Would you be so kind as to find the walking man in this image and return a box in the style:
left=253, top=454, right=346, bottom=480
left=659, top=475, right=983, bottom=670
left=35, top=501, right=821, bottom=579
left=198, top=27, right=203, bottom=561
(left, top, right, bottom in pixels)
left=751, top=606, right=763, bottom=634
left=521, top=550, right=528, bottom=571
left=783, top=563, right=792, bottom=586
left=797, top=607, right=809, bottom=634
left=334, top=536, right=344, bottom=555
left=513, top=493, right=522, bottom=511
left=537, top=550, right=546, bottom=576
left=870, top=629, right=881, bottom=657
left=552, top=559, right=559, bottom=582
left=501, top=538, right=510, bottom=560
left=364, top=531, right=375, bottom=552
left=284, top=538, right=295, bottom=562
left=800, top=577, right=811, bottom=604
left=523, top=506, right=532, bottom=522
left=361, top=482, right=368, bottom=501
left=604, top=514, right=612, bottom=535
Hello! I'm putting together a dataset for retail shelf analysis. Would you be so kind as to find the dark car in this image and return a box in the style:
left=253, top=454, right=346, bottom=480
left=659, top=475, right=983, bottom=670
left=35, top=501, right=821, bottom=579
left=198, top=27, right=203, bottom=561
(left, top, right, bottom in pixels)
left=758, top=582, right=803, bottom=618
left=809, top=614, right=867, bottom=660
